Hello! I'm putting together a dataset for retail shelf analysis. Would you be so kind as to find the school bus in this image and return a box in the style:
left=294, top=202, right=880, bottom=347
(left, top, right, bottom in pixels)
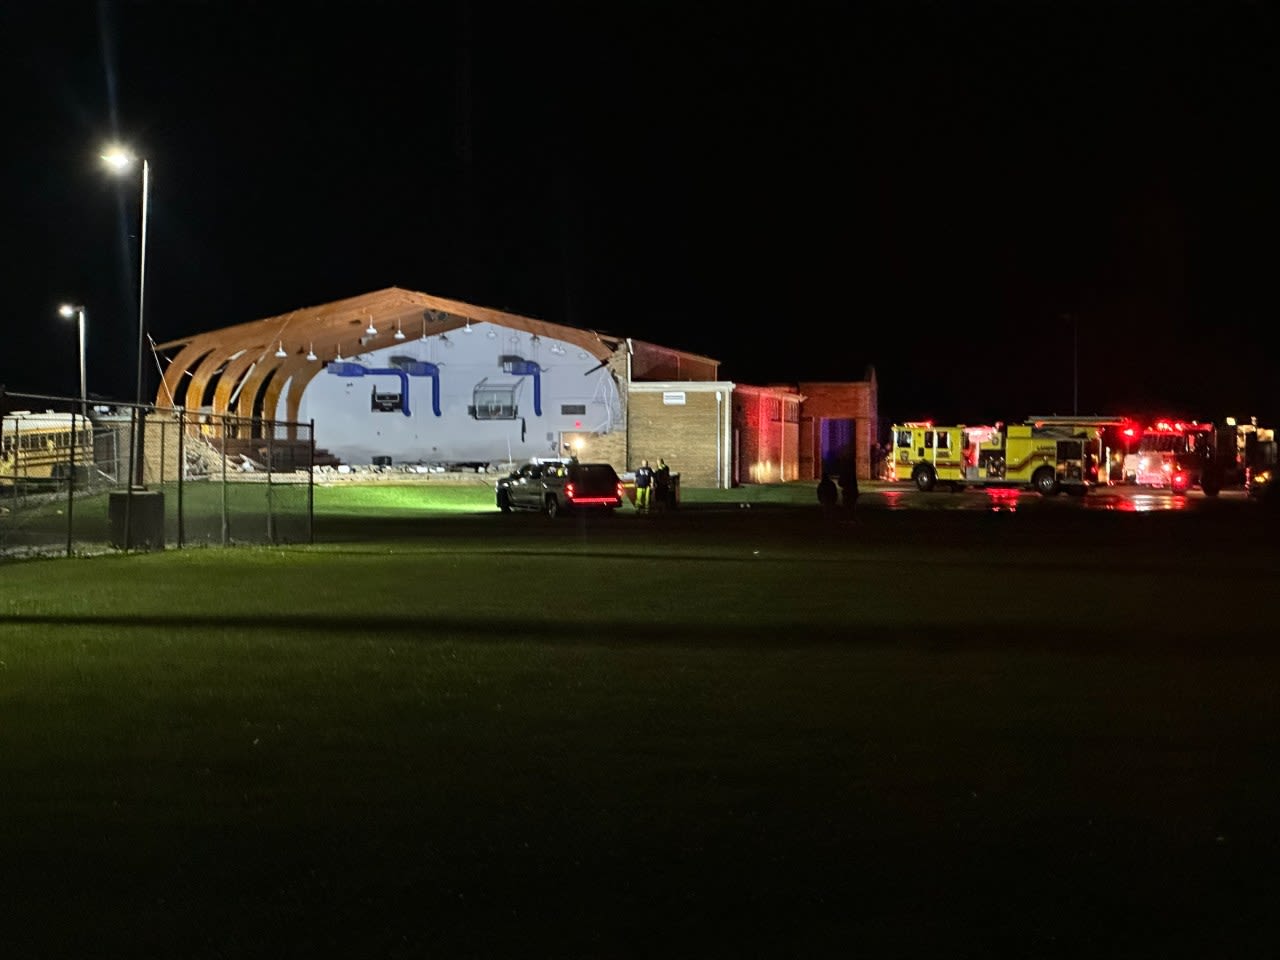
left=1, top=410, right=95, bottom=486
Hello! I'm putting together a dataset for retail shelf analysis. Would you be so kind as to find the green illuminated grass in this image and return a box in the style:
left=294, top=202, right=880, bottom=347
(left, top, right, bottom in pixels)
left=2, top=501, right=1278, bottom=956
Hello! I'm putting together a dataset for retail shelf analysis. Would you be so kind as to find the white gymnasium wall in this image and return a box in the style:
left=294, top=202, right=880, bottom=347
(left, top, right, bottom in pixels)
left=283, top=323, right=621, bottom=465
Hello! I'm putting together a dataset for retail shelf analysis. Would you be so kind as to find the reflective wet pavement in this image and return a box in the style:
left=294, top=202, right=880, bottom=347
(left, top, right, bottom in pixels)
left=863, top=481, right=1254, bottom=513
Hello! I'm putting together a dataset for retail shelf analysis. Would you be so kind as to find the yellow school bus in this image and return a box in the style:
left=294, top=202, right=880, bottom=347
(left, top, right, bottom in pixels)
left=1, top=410, right=95, bottom=486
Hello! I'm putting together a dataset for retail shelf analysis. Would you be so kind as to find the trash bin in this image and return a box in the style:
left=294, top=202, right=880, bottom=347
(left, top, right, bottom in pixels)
left=669, top=472, right=680, bottom=508
left=108, top=489, right=165, bottom=550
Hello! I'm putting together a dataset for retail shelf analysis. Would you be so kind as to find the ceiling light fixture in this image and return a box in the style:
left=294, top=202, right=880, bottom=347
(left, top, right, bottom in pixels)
left=420, top=319, right=429, bottom=342
left=365, top=315, right=377, bottom=337
left=274, top=341, right=287, bottom=358
left=306, top=343, right=317, bottom=362
left=394, top=321, right=406, bottom=341
left=486, top=329, right=497, bottom=339
left=463, top=320, right=474, bottom=334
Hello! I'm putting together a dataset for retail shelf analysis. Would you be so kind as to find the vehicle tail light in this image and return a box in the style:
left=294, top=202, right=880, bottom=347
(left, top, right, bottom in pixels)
left=565, top=482, right=576, bottom=500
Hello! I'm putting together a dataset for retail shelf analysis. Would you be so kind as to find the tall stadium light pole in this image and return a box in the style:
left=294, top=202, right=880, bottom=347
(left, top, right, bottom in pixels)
left=1072, top=315, right=1079, bottom=416
left=102, top=145, right=150, bottom=549
left=58, top=303, right=88, bottom=420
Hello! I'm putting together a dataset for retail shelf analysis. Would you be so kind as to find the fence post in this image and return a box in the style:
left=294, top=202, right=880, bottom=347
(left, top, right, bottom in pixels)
left=177, top=407, right=185, bottom=550
left=266, top=420, right=275, bottom=544
left=221, top=415, right=230, bottom=546
left=66, top=409, right=76, bottom=558
left=308, top=418, right=316, bottom=545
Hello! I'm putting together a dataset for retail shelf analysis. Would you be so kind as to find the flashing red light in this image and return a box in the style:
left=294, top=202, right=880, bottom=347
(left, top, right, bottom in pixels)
left=1170, top=471, right=1190, bottom=493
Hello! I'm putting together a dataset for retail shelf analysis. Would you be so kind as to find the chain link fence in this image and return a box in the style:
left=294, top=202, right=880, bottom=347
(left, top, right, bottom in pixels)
left=1, top=389, right=314, bottom=558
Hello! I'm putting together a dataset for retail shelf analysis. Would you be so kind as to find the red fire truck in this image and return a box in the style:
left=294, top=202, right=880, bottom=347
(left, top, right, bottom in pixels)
left=1131, top=418, right=1273, bottom=496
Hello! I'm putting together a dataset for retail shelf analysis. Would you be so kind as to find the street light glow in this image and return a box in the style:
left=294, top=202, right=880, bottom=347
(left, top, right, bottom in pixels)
left=59, top=303, right=79, bottom=318
left=101, top=145, right=135, bottom=171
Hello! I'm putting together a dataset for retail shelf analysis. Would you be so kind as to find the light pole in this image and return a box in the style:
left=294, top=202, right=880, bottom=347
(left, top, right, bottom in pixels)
left=1072, top=314, right=1079, bottom=416
left=58, top=303, right=88, bottom=420
left=102, top=144, right=150, bottom=549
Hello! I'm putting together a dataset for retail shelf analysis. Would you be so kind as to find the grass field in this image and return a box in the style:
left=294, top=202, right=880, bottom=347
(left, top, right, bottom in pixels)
left=3, top=487, right=1278, bottom=957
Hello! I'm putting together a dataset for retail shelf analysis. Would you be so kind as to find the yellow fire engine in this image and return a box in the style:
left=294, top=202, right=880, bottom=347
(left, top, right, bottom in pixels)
left=888, top=421, right=1097, bottom=495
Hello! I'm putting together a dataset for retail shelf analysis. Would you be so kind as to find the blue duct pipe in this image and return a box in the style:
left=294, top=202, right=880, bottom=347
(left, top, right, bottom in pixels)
left=506, top=359, right=542, bottom=417
left=325, top=360, right=441, bottom=416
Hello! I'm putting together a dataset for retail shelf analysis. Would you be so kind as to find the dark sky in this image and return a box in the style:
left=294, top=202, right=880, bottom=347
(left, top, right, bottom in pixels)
left=3, top=1, right=1277, bottom=430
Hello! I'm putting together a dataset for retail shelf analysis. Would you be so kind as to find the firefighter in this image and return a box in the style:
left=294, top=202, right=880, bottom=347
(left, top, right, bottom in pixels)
left=635, top=459, right=654, bottom=512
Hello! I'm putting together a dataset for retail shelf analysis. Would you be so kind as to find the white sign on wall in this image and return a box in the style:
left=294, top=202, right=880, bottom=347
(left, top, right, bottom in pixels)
left=662, top=391, right=687, bottom=406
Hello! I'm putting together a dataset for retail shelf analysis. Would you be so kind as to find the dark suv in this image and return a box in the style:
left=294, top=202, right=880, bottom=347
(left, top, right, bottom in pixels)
left=496, top=459, right=624, bottom=518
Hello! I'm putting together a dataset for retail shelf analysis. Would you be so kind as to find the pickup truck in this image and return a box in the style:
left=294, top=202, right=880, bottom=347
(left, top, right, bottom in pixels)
left=495, top=458, right=625, bottom=518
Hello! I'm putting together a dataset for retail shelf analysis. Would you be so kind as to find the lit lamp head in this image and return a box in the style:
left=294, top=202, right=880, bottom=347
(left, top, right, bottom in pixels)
left=100, top=144, right=136, bottom=172
left=59, top=304, right=81, bottom=318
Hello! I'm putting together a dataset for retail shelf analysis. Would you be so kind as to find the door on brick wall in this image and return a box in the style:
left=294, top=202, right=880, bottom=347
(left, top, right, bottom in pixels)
left=820, top=418, right=856, bottom=478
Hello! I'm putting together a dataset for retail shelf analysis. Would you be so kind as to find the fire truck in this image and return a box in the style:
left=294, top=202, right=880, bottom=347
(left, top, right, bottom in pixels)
left=1132, top=417, right=1275, bottom=496
left=888, top=421, right=1097, bottom=495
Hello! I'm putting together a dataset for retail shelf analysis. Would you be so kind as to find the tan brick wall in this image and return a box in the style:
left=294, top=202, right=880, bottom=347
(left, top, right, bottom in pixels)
left=141, top=411, right=185, bottom=485
left=628, top=390, right=724, bottom=488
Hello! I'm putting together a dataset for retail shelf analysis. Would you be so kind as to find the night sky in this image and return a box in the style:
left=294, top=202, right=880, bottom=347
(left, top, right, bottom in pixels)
left=3, top=2, right=1276, bottom=432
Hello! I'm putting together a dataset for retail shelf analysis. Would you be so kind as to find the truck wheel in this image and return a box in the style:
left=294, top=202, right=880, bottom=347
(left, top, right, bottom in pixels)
left=544, top=495, right=560, bottom=518
left=913, top=465, right=936, bottom=492
left=497, top=490, right=512, bottom=513
left=1033, top=466, right=1060, bottom=496
left=1201, top=476, right=1221, bottom=497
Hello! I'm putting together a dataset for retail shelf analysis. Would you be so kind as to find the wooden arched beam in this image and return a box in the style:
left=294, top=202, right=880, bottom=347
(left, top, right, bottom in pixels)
left=233, top=360, right=276, bottom=426
left=282, top=363, right=327, bottom=438
left=212, top=350, right=268, bottom=418
left=157, top=344, right=215, bottom=412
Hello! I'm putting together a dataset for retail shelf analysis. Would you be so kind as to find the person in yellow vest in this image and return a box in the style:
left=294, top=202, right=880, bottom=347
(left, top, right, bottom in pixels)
left=634, top=459, right=654, bottom=512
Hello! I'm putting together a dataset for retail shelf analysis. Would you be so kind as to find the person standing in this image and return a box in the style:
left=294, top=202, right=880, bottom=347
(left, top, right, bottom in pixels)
left=817, top=474, right=838, bottom=519
left=635, top=458, right=654, bottom=512
left=838, top=467, right=860, bottom=519
left=654, top=458, right=671, bottom=510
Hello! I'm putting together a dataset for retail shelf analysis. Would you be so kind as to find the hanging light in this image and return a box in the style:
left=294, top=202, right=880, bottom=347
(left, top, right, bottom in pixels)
left=306, top=342, right=317, bottom=362
left=486, top=328, right=497, bottom=339
left=394, top=320, right=406, bottom=341
left=463, top=320, right=474, bottom=334
left=274, top=341, right=287, bottom=358
left=336, top=344, right=345, bottom=361
left=365, top=315, right=377, bottom=336
left=420, top=319, right=429, bottom=342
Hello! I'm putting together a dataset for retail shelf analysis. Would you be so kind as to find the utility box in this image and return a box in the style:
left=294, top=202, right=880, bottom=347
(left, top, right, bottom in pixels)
left=108, top=489, right=165, bottom=550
